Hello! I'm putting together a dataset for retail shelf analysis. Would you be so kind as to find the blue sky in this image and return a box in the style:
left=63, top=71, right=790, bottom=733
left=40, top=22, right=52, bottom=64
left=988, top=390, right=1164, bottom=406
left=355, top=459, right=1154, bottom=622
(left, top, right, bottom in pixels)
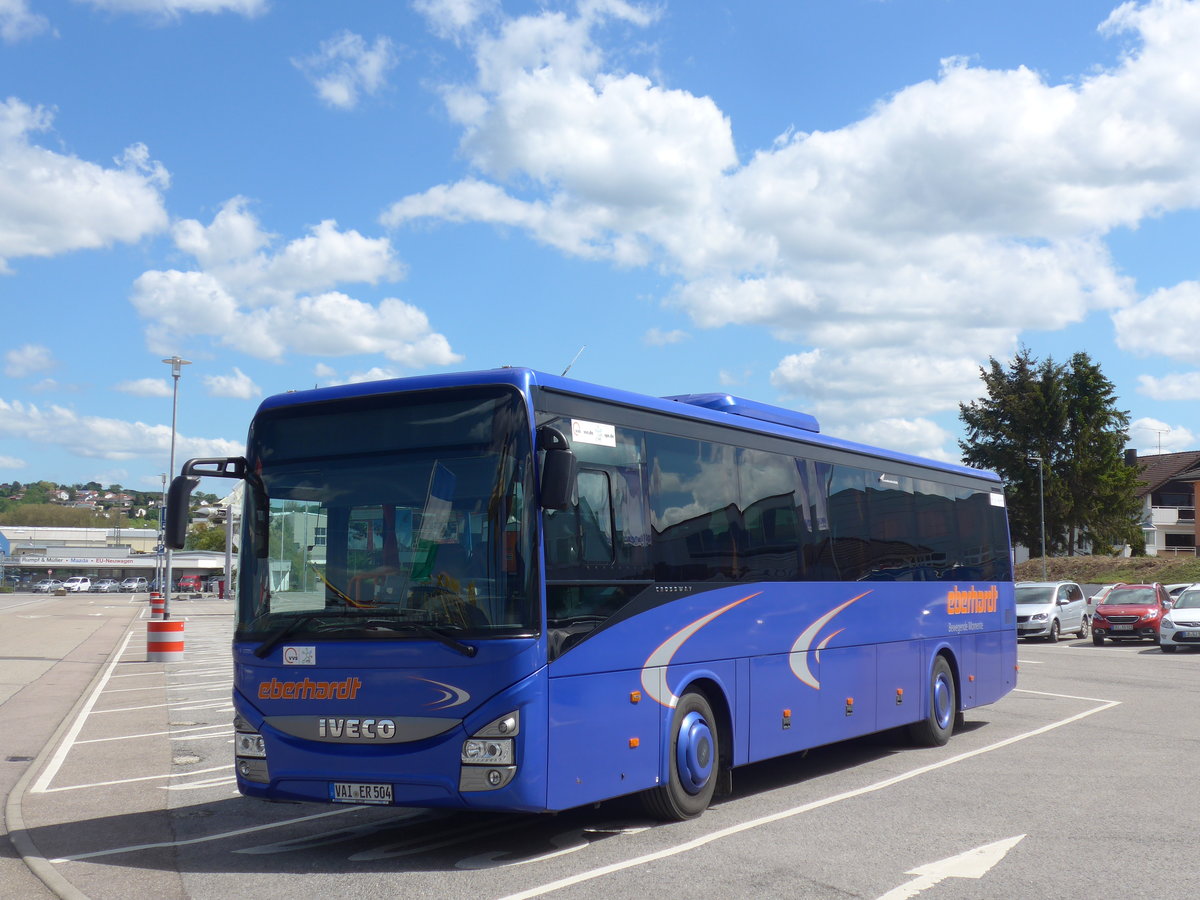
left=2, top=0, right=1198, bottom=491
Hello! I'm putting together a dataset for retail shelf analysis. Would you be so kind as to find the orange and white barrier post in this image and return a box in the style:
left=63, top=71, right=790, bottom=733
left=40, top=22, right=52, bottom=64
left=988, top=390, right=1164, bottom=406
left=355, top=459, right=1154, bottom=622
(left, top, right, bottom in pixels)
left=146, top=619, right=185, bottom=662
left=149, top=591, right=165, bottom=619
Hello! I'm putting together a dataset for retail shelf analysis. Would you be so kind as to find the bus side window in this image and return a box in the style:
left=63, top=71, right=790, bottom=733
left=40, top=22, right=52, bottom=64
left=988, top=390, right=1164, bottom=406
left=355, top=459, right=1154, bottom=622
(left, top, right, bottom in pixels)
left=544, top=469, right=614, bottom=568
left=577, top=470, right=614, bottom=563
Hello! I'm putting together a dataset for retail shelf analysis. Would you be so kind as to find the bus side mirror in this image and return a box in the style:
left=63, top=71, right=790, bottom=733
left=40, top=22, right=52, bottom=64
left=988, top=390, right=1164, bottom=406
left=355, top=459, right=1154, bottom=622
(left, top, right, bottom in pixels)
left=165, top=476, right=199, bottom=549
left=538, top=426, right=577, bottom=511
left=164, top=457, right=249, bottom=549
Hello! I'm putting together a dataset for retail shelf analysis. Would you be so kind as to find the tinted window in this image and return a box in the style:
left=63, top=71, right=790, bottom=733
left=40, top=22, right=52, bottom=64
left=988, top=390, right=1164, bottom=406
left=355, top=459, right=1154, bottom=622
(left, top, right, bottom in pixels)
left=647, top=433, right=740, bottom=582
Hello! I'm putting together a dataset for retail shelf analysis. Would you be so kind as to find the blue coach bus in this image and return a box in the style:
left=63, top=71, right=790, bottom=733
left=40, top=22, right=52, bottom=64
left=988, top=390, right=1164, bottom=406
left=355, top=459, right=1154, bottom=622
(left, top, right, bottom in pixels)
left=166, top=367, right=1015, bottom=820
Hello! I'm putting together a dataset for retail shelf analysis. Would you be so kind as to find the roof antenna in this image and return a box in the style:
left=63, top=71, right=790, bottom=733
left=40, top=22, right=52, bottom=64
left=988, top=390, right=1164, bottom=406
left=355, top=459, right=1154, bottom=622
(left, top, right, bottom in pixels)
left=562, top=345, right=586, bottom=377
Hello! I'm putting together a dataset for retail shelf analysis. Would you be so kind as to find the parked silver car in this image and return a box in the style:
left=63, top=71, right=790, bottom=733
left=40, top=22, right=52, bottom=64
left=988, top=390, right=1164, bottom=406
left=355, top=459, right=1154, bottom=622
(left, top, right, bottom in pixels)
left=1015, top=581, right=1089, bottom=641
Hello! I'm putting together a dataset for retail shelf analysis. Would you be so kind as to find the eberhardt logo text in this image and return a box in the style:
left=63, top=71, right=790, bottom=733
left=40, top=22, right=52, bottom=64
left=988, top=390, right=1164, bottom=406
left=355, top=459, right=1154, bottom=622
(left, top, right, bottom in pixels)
left=258, top=677, right=362, bottom=700
left=946, top=585, right=998, bottom=615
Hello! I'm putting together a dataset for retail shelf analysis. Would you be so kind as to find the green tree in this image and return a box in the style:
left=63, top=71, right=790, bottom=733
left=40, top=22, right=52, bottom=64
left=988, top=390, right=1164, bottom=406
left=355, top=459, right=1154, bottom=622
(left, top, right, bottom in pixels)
left=959, top=348, right=1141, bottom=557
left=1059, top=352, right=1143, bottom=551
left=186, top=522, right=229, bottom=552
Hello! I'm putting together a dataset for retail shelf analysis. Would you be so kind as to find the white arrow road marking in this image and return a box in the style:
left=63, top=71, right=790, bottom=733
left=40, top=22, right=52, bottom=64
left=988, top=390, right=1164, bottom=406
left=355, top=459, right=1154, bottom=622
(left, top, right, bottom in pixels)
left=877, top=835, right=1026, bottom=900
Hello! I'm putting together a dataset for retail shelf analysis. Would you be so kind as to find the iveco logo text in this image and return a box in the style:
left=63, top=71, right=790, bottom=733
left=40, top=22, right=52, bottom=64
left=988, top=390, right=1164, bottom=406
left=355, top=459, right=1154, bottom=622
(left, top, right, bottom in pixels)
left=318, top=717, right=397, bottom=740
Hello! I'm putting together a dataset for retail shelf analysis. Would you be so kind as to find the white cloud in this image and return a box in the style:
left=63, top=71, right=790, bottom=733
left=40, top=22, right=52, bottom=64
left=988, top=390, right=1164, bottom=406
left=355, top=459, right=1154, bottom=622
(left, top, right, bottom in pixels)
left=203, top=367, right=260, bottom=399
left=77, top=0, right=267, bottom=17
left=387, top=0, right=1200, bottom=447
left=839, top=417, right=957, bottom=464
left=718, top=368, right=751, bottom=387
left=1113, top=280, right=1200, bottom=360
left=0, top=454, right=26, bottom=469
left=114, top=377, right=171, bottom=397
left=0, top=0, right=50, bottom=42
left=0, top=98, right=168, bottom=271
left=413, top=0, right=497, bottom=39
left=294, top=31, right=396, bottom=110
left=0, top=397, right=242, bottom=462
left=5, top=343, right=54, bottom=377
left=1129, top=417, right=1197, bottom=454
left=644, top=327, right=687, bottom=345
left=1136, top=371, right=1200, bottom=401
left=170, top=198, right=403, bottom=304
left=342, top=366, right=401, bottom=384
left=132, top=199, right=460, bottom=370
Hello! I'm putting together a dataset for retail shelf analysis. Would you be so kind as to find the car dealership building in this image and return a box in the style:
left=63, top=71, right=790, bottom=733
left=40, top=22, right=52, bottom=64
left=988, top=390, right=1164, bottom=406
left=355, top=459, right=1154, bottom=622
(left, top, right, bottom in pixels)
left=0, top=525, right=225, bottom=587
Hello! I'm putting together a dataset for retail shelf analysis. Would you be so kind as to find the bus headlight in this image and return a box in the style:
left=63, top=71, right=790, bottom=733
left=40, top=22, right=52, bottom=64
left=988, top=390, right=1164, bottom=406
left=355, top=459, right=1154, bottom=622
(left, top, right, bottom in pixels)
left=461, top=738, right=514, bottom=765
left=460, top=710, right=519, bottom=792
left=234, top=713, right=270, bottom=783
left=236, top=732, right=267, bottom=758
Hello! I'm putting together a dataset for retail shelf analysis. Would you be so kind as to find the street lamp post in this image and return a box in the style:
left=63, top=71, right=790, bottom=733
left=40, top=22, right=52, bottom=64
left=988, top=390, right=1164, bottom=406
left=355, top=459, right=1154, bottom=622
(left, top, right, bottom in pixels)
left=163, top=356, right=191, bottom=618
left=1028, top=455, right=1047, bottom=581
left=158, top=472, right=166, bottom=593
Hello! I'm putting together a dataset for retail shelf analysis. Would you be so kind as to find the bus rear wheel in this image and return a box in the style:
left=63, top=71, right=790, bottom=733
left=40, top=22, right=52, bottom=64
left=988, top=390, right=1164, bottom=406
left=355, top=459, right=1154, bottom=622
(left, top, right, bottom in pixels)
left=642, top=690, right=719, bottom=821
left=908, top=655, right=956, bottom=747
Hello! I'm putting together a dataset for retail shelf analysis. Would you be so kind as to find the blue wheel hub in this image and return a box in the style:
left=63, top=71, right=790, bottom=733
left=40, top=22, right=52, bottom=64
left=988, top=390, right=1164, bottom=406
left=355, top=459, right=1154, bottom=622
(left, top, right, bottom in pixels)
left=932, top=672, right=953, bottom=730
left=675, top=710, right=714, bottom=795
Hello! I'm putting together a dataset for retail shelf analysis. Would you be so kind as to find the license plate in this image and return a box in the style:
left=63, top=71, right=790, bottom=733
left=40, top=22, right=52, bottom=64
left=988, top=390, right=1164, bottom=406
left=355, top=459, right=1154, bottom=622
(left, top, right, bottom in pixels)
left=1112, top=624, right=1134, bottom=631
left=1179, top=631, right=1200, bottom=639
left=330, top=782, right=393, bottom=804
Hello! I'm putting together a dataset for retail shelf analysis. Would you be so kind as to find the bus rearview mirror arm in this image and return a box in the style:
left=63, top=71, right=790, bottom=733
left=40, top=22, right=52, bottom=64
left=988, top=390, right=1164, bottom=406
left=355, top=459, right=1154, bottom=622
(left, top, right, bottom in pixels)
left=165, top=456, right=268, bottom=555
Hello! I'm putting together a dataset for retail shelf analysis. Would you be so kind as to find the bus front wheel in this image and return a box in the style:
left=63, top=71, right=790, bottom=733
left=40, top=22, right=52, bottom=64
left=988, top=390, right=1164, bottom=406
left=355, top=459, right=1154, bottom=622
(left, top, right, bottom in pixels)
left=908, top=655, right=956, bottom=747
left=643, top=690, right=719, bottom=821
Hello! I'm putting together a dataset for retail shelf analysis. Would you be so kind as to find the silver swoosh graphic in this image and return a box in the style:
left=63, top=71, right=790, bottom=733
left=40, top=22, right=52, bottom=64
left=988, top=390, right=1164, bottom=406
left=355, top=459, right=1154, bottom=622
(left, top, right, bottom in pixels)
left=640, top=593, right=759, bottom=707
left=413, top=676, right=472, bottom=710
left=788, top=592, right=869, bottom=689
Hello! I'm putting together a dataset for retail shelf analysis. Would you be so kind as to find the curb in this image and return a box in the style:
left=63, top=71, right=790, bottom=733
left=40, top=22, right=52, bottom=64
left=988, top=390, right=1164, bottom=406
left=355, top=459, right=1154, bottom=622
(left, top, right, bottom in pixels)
left=5, top=615, right=147, bottom=900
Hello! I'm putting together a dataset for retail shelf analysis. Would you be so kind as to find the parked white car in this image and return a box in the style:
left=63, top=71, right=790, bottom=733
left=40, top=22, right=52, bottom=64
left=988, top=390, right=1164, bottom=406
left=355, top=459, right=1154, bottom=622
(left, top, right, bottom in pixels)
left=1015, top=581, right=1089, bottom=641
left=1087, top=583, right=1125, bottom=616
left=62, top=576, right=92, bottom=593
left=1160, top=585, right=1200, bottom=653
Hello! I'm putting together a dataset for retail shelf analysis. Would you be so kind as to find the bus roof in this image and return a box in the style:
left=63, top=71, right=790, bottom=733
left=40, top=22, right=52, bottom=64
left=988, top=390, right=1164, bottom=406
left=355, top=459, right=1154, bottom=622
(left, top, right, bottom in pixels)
left=254, top=367, right=1001, bottom=485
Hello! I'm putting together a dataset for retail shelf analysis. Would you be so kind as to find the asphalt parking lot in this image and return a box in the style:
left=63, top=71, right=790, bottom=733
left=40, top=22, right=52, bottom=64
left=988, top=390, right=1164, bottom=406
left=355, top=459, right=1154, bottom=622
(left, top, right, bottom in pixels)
left=4, top=594, right=1198, bottom=899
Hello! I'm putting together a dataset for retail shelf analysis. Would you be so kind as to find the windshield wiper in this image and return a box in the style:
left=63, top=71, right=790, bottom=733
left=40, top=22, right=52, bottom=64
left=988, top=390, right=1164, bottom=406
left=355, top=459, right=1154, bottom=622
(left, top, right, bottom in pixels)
left=548, top=614, right=609, bottom=626
left=384, top=622, right=477, bottom=657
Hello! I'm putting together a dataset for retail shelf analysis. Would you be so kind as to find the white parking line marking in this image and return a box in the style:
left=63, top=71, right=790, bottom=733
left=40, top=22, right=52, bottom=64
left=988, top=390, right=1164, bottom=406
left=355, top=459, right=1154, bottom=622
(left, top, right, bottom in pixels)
left=37, top=764, right=233, bottom=793
left=30, top=630, right=136, bottom=794
left=93, top=702, right=174, bottom=713
left=49, top=806, right=367, bottom=862
left=76, top=725, right=232, bottom=744
left=1014, top=687, right=1114, bottom=703
left=107, top=682, right=231, bottom=694
left=499, top=694, right=1121, bottom=900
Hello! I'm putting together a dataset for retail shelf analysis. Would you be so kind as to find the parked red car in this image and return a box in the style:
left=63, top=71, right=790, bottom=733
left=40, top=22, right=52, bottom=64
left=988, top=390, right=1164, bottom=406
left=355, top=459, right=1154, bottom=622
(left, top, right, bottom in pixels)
left=176, top=574, right=204, bottom=593
left=1091, top=583, right=1172, bottom=645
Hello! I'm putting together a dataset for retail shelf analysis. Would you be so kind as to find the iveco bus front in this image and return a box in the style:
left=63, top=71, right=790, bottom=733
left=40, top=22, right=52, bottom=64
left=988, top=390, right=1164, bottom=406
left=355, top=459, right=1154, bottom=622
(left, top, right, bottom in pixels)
left=166, top=374, right=575, bottom=811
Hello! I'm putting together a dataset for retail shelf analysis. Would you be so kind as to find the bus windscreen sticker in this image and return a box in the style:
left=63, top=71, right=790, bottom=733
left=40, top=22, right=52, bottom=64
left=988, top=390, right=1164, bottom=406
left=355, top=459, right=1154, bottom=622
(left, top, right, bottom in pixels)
left=571, top=419, right=616, bottom=448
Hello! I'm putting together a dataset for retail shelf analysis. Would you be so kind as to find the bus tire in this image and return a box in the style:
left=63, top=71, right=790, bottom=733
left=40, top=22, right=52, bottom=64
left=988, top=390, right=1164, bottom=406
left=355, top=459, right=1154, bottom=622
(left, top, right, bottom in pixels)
left=642, top=690, right=719, bottom=821
left=908, top=655, right=955, bottom=747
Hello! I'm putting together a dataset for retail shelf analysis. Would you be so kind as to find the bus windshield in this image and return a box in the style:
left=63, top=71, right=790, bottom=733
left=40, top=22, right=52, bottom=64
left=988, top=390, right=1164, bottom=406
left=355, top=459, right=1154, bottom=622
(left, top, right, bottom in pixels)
left=237, top=385, right=536, bottom=640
